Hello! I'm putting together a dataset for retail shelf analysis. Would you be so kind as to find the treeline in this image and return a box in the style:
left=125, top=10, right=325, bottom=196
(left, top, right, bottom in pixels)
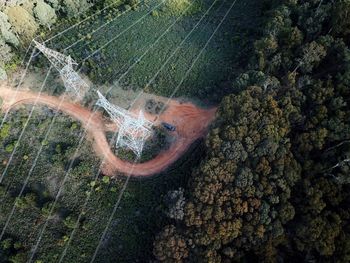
left=152, top=0, right=350, bottom=262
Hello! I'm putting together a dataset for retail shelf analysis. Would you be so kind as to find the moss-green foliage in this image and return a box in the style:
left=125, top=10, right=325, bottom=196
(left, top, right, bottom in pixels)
left=165, top=0, right=191, bottom=14
left=151, top=9, right=160, bottom=17
left=4, top=54, right=20, bottom=74
left=0, top=123, right=10, bottom=139
left=5, top=143, right=14, bottom=153
left=161, top=0, right=201, bottom=17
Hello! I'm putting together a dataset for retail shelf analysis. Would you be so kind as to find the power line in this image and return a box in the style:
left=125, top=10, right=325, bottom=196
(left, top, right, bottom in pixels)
left=0, top=0, right=165, bottom=184
left=57, top=2, right=199, bottom=259
left=0, top=0, right=117, bottom=130
left=1, top=0, right=139, bottom=133
left=43, top=0, right=130, bottom=44
left=0, top=66, right=53, bottom=183
left=28, top=0, right=221, bottom=260
left=0, top=44, right=37, bottom=131
left=1, top=0, right=237, bottom=261
left=89, top=0, right=237, bottom=260
left=0, top=0, right=168, bottom=249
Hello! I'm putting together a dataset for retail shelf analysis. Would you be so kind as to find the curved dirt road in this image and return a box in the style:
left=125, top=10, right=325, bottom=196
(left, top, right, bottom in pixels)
left=0, top=85, right=216, bottom=177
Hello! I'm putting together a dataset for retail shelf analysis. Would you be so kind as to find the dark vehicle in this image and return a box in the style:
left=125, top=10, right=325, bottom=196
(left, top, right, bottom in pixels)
left=162, top=122, right=176, bottom=132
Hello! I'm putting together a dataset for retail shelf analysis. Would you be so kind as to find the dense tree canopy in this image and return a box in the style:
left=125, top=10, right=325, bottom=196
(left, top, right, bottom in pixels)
left=153, top=0, right=350, bottom=261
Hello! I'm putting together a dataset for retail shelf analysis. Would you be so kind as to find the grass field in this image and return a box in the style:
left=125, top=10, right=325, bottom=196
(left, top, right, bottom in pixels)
left=0, top=0, right=261, bottom=261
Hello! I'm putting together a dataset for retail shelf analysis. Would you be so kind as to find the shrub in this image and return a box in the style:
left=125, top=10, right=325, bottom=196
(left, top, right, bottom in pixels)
left=0, top=123, right=11, bottom=139
left=162, top=0, right=201, bottom=16
left=151, top=10, right=159, bottom=18
left=5, top=143, right=14, bottom=153
left=33, top=0, right=57, bottom=28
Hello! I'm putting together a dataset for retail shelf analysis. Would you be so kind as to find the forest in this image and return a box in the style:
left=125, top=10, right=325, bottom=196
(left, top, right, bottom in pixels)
left=153, top=0, right=350, bottom=262
left=0, top=0, right=349, bottom=262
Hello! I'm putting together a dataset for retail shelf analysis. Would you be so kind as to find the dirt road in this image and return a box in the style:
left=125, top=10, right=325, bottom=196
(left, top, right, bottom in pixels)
left=0, top=84, right=216, bottom=177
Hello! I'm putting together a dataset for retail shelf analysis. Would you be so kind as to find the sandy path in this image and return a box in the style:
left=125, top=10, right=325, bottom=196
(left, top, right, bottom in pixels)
left=0, top=84, right=216, bottom=177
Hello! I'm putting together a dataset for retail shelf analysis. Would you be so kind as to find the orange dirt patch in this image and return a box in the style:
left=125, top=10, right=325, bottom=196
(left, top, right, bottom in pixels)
left=0, top=83, right=216, bottom=177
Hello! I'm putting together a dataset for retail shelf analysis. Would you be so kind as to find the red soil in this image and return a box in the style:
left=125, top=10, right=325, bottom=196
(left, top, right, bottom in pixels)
left=0, top=84, right=216, bottom=177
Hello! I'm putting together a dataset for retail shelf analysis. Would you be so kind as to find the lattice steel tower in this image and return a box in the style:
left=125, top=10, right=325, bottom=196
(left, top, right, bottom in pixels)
left=96, top=91, right=153, bottom=157
left=33, top=40, right=89, bottom=100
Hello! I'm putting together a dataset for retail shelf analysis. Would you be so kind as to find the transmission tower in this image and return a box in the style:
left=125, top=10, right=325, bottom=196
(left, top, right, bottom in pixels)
left=33, top=40, right=89, bottom=100
left=96, top=91, right=153, bottom=157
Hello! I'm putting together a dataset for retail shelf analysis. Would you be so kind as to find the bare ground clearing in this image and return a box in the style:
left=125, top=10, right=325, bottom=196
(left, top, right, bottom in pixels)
left=0, top=82, right=216, bottom=177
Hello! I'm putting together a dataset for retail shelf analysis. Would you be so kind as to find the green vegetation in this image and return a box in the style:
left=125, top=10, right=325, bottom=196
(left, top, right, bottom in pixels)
left=153, top=0, right=350, bottom=262
left=1, top=0, right=349, bottom=262
left=0, top=106, right=196, bottom=262
left=0, top=0, right=144, bottom=80
left=0, top=0, right=260, bottom=261
left=35, top=0, right=259, bottom=102
left=6, top=6, right=39, bottom=43
left=161, top=0, right=202, bottom=17
left=0, top=123, right=10, bottom=139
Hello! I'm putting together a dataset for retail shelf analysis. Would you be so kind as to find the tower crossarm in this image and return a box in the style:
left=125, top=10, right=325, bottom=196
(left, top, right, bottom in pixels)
left=33, top=41, right=88, bottom=100
left=136, top=110, right=153, bottom=130
left=60, top=61, right=89, bottom=100
left=95, top=91, right=154, bottom=157
left=95, top=91, right=126, bottom=126
left=33, top=40, right=77, bottom=72
left=96, top=91, right=153, bottom=127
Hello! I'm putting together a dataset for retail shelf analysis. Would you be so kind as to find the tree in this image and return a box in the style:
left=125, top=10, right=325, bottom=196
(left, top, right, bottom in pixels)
left=153, top=225, right=189, bottom=263
left=165, top=188, right=186, bottom=220
left=63, top=215, right=78, bottom=229
left=332, top=0, right=350, bottom=38
left=0, top=11, right=19, bottom=46
left=0, top=37, right=14, bottom=65
left=153, top=0, right=350, bottom=261
left=33, top=0, right=57, bottom=29
left=14, top=193, right=37, bottom=210
left=154, top=86, right=301, bottom=262
left=6, top=6, right=38, bottom=43
left=295, top=41, right=326, bottom=73
left=62, top=0, right=92, bottom=17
